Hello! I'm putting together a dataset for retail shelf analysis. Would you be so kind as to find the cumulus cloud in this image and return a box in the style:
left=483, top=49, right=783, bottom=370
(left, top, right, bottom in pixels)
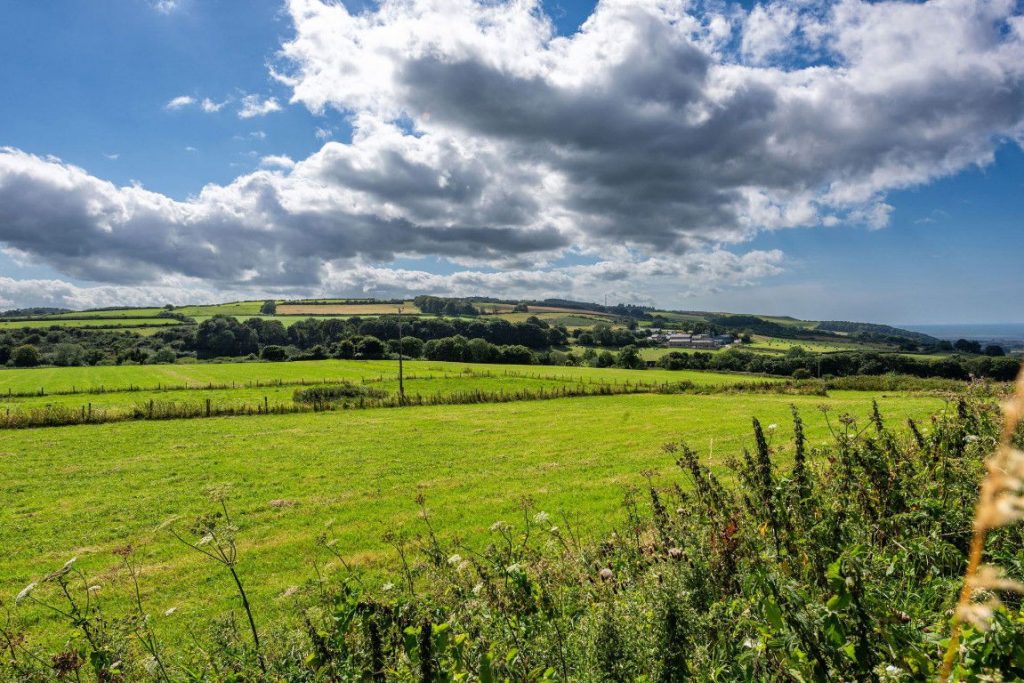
left=260, top=154, right=296, bottom=169
left=3, top=0, right=1024, bottom=308
left=0, top=249, right=782, bottom=310
left=238, top=94, right=283, bottom=118
left=164, top=95, right=195, bottom=110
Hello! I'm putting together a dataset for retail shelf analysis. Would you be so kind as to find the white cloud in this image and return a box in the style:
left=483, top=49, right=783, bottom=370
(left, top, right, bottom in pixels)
left=260, top=155, right=296, bottom=170
left=2, top=0, right=1024, bottom=309
left=164, top=95, right=195, bottom=110
left=238, top=94, right=282, bottom=118
left=200, top=97, right=228, bottom=113
left=103, top=153, right=120, bottom=160
left=152, top=0, right=180, bottom=14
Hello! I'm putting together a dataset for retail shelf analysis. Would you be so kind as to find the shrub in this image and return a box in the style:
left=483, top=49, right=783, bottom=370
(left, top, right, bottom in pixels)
left=260, top=345, right=287, bottom=361
left=11, top=343, right=41, bottom=367
left=292, top=383, right=387, bottom=408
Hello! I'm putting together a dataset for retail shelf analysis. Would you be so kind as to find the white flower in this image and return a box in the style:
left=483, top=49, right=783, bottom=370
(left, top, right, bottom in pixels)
left=505, top=563, right=521, bottom=574
left=447, top=554, right=462, bottom=566
left=164, top=607, right=177, bottom=616
left=490, top=520, right=509, bottom=532
left=15, top=582, right=36, bottom=604
left=767, top=424, right=778, bottom=432
left=381, top=582, right=395, bottom=592
left=533, top=511, right=550, bottom=525
left=472, top=582, right=484, bottom=595
left=87, top=585, right=101, bottom=593
left=965, top=434, right=980, bottom=443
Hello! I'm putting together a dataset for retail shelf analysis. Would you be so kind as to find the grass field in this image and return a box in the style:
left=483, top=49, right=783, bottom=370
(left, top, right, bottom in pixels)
left=0, top=318, right=183, bottom=330
left=276, top=302, right=419, bottom=315
left=2, top=388, right=944, bottom=643
left=0, top=359, right=778, bottom=395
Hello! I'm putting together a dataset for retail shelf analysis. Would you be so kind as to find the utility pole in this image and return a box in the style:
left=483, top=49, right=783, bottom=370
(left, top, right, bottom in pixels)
left=396, top=306, right=405, bottom=401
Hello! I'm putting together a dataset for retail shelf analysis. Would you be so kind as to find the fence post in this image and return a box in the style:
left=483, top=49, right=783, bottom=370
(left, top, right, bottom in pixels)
left=205, top=398, right=211, bottom=417
left=264, top=396, right=268, bottom=413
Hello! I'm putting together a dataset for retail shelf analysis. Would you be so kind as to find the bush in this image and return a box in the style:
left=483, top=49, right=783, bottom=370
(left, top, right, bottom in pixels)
left=261, top=345, right=287, bottom=362
left=11, top=344, right=41, bottom=367
left=791, top=367, right=812, bottom=379
left=260, top=300, right=277, bottom=315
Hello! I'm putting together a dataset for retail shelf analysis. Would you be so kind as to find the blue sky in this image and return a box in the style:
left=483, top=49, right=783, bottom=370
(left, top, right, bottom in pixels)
left=0, top=0, right=1022, bottom=324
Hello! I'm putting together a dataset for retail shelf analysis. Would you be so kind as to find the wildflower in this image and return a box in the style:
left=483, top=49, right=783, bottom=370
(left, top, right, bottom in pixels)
left=197, top=534, right=214, bottom=546
left=766, top=423, right=777, bottom=432
left=15, top=582, right=36, bottom=604
left=965, top=434, right=980, bottom=443
left=490, top=520, right=509, bottom=532
left=598, top=567, right=614, bottom=581
left=164, top=607, right=177, bottom=616
left=472, top=582, right=484, bottom=596
left=447, top=554, right=462, bottom=566
left=533, top=511, right=550, bottom=525
left=281, top=586, right=299, bottom=598
left=381, top=582, right=395, bottom=592
left=87, top=585, right=101, bottom=593
left=44, top=557, right=77, bottom=582
left=506, top=563, right=521, bottom=574
left=668, top=547, right=683, bottom=560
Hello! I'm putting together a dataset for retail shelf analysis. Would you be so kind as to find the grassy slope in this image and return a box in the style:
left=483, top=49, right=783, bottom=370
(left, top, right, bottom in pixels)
left=0, top=318, right=182, bottom=330
left=3, top=389, right=942, bottom=642
left=0, top=360, right=778, bottom=395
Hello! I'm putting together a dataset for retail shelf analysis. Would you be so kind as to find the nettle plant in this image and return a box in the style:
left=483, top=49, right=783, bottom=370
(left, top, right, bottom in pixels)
left=5, top=382, right=1024, bottom=681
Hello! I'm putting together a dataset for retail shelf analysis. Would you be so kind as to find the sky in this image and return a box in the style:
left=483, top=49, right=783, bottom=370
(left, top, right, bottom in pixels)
left=0, top=0, right=1022, bottom=325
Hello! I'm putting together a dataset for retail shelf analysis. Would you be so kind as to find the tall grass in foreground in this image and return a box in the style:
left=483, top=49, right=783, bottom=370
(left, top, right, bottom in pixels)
left=3, top=389, right=1023, bottom=681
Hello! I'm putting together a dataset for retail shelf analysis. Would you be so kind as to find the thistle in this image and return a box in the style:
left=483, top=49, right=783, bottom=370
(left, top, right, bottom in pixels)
left=940, top=363, right=1024, bottom=681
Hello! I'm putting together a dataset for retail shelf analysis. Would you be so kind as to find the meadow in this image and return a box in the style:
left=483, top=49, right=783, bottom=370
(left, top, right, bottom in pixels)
left=1, top=370, right=944, bottom=647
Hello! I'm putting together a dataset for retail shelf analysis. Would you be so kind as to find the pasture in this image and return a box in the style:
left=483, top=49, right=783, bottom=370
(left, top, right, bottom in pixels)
left=1, top=385, right=944, bottom=644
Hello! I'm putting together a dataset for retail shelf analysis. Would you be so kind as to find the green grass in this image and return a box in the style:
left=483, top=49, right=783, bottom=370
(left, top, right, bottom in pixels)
left=37, top=308, right=166, bottom=319
left=0, top=318, right=183, bottom=330
left=0, top=359, right=778, bottom=395
left=2, top=389, right=943, bottom=643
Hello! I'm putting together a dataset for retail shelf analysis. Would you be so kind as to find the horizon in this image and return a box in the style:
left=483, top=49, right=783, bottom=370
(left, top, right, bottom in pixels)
left=1, top=0, right=1023, bottom=324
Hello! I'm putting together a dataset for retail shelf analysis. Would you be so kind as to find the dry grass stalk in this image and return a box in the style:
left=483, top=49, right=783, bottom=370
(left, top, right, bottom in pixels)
left=940, top=363, right=1024, bottom=681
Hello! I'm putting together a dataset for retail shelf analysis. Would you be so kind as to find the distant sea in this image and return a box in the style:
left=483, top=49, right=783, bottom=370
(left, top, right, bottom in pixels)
left=902, top=323, right=1024, bottom=349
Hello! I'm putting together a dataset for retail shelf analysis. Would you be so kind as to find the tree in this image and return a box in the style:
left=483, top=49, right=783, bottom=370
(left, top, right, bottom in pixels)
left=424, top=336, right=470, bottom=362
left=617, top=344, right=644, bottom=369
left=498, top=344, right=535, bottom=365
left=12, top=344, right=41, bottom=367
left=260, top=300, right=277, bottom=315
left=150, top=347, right=177, bottom=364
left=261, top=345, right=287, bottom=361
left=50, top=343, right=86, bottom=367
left=595, top=350, right=615, bottom=368
left=356, top=336, right=385, bottom=359
left=984, top=344, right=1006, bottom=357
left=953, top=339, right=982, bottom=354
left=195, top=316, right=259, bottom=358
left=468, top=337, right=499, bottom=363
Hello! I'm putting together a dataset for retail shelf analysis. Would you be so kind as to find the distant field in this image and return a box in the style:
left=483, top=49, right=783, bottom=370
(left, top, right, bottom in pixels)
left=277, top=302, right=419, bottom=315
left=37, top=308, right=166, bottom=319
left=0, top=359, right=777, bottom=395
left=0, top=318, right=182, bottom=330
left=1, top=389, right=943, bottom=643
